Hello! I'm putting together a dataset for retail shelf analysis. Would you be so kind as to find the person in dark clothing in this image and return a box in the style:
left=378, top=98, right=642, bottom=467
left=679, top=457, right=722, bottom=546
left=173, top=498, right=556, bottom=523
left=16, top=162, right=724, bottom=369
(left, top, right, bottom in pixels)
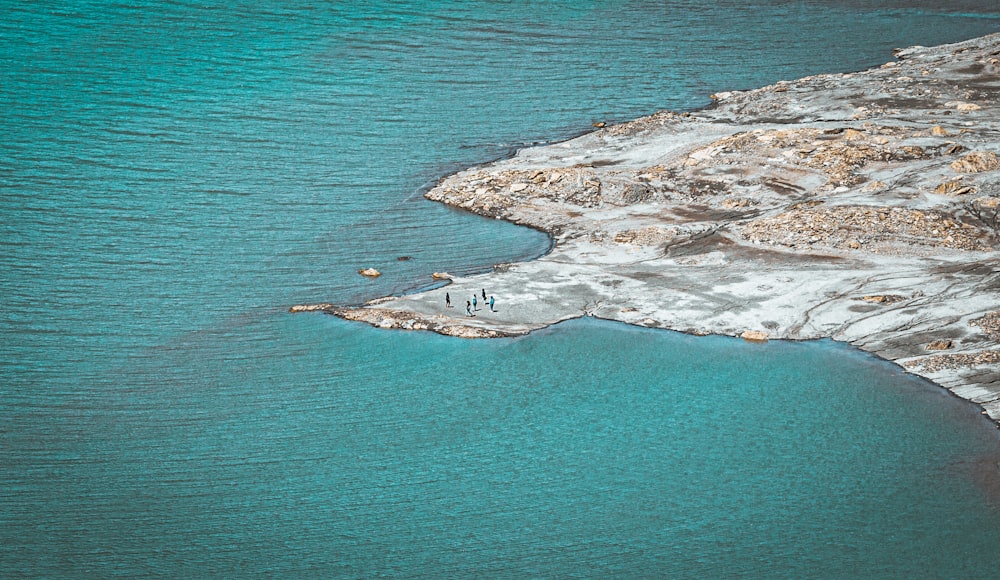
left=466, top=300, right=473, bottom=316
left=481, top=288, right=487, bottom=301
left=446, top=292, right=451, bottom=308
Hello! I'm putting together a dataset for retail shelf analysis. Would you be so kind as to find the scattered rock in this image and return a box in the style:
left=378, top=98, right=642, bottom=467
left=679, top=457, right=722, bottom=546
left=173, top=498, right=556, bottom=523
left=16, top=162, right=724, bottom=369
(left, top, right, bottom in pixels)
left=950, top=151, right=1000, bottom=173
left=912, top=350, right=1000, bottom=372
left=971, top=311, right=1000, bottom=341
left=859, top=294, right=908, bottom=304
left=612, top=226, right=675, bottom=246
left=742, top=206, right=989, bottom=252
left=935, top=180, right=974, bottom=195
left=946, top=101, right=982, bottom=112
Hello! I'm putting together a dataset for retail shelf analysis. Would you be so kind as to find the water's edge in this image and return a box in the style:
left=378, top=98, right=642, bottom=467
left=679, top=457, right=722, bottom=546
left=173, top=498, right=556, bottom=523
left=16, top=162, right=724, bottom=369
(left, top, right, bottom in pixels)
left=299, top=33, right=1000, bottom=430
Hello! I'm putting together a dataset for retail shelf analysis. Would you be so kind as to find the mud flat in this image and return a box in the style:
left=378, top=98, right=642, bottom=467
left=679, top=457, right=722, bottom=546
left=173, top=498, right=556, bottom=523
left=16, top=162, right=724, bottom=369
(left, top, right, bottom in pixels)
left=295, top=34, right=1000, bottom=424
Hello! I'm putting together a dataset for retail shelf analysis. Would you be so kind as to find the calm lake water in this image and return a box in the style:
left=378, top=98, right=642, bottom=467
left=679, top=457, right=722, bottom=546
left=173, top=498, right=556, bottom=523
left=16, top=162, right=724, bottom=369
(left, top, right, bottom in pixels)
left=3, top=1, right=1000, bottom=576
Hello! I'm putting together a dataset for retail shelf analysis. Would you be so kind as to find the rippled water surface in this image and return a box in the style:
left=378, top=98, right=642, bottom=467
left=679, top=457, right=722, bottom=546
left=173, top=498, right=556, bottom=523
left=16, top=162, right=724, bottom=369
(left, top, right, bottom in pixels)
left=3, top=1, right=1000, bottom=576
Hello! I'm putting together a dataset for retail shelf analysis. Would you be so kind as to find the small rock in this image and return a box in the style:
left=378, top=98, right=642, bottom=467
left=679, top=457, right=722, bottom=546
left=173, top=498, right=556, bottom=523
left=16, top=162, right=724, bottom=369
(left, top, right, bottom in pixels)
left=931, top=125, right=950, bottom=136
left=510, top=183, right=528, bottom=192
left=431, top=272, right=454, bottom=280
left=860, top=294, right=907, bottom=304
left=934, top=180, right=973, bottom=195
left=926, top=340, right=953, bottom=350
left=946, top=101, right=981, bottom=112
left=741, top=330, right=769, bottom=342
left=359, top=268, right=381, bottom=277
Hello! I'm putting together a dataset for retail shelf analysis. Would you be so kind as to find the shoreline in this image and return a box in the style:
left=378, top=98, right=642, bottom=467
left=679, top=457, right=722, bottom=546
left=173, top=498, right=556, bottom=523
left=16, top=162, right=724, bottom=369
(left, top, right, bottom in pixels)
left=295, top=33, right=1000, bottom=426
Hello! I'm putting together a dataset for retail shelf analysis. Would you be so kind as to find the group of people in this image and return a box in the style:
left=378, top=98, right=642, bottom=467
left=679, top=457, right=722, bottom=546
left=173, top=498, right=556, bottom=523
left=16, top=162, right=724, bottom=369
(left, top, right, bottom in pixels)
left=444, top=288, right=495, bottom=316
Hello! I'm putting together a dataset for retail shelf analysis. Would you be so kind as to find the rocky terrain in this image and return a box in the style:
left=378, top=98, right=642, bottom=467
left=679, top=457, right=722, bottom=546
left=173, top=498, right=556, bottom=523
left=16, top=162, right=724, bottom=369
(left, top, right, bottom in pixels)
left=295, top=34, right=1000, bottom=424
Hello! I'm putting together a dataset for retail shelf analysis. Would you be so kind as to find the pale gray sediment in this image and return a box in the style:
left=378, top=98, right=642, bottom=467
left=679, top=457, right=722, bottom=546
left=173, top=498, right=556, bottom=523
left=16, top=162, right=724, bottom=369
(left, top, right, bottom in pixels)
left=294, top=33, right=1000, bottom=425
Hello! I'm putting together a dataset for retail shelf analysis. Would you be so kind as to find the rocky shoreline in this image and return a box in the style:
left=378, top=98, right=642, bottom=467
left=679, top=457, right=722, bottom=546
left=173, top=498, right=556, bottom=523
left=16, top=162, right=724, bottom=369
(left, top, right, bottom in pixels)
left=295, top=34, right=1000, bottom=424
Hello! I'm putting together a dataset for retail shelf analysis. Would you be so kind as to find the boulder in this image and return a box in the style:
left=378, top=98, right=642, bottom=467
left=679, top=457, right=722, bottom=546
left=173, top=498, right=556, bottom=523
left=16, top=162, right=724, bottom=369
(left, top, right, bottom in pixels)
left=950, top=151, right=1000, bottom=173
left=741, top=330, right=769, bottom=342
left=934, top=180, right=973, bottom=195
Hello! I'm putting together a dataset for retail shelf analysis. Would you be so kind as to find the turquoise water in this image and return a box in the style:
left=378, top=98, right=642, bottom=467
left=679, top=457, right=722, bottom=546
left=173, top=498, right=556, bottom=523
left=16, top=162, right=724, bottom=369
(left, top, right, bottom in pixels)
left=3, top=1, right=1000, bottom=576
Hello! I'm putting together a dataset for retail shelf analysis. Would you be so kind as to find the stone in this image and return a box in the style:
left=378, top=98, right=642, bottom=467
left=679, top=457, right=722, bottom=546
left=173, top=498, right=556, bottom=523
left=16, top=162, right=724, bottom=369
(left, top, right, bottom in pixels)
left=934, top=180, right=973, bottom=195
left=740, top=330, right=769, bottom=342
left=359, top=268, right=381, bottom=277
left=289, top=303, right=333, bottom=313
left=431, top=272, right=454, bottom=280
left=860, top=295, right=907, bottom=304
left=950, top=151, right=1000, bottom=173
left=926, top=340, right=953, bottom=350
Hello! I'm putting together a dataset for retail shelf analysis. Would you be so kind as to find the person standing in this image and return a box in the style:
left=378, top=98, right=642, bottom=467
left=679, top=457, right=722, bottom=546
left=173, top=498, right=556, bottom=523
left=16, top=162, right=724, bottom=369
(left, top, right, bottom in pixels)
left=481, top=288, right=487, bottom=302
left=489, top=295, right=495, bottom=312
left=472, top=295, right=478, bottom=311
left=466, top=300, right=473, bottom=316
left=445, top=292, right=451, bottom=308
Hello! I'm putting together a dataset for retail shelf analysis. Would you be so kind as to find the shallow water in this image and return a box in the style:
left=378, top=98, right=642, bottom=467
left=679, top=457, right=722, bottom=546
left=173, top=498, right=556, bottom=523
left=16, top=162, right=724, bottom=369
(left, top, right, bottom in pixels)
left=3, top=1, right=1000, bottom=576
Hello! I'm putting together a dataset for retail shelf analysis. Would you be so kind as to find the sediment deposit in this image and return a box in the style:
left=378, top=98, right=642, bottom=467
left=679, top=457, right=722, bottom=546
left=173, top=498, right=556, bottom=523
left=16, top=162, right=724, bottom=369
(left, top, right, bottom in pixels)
left=295, top=34, right=1000, bottom=423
